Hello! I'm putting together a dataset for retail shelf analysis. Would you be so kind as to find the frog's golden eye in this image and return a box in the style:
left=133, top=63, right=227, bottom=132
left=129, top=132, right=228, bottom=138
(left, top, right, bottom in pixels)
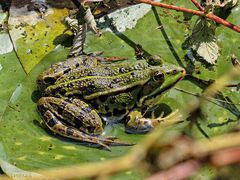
left=153, top=72, right=165, bottom=82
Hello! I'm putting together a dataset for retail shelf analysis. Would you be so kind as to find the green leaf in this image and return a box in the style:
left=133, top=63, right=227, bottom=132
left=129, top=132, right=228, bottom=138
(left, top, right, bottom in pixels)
left=0, top=1, right=239, bottom=179
left=190, top=17, right=218, bottom=64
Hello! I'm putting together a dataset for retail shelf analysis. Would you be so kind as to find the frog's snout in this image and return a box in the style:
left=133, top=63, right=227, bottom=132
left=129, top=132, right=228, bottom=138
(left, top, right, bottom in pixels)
left=180, top=68, right=186, bottom=78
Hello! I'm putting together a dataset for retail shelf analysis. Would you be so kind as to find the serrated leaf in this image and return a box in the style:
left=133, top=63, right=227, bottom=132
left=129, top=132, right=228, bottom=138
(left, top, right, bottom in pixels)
left=190, top=17, right=219, bottom=64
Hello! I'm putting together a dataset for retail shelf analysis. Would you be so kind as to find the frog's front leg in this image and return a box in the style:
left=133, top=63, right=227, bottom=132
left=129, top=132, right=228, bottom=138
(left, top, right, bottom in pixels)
left=38, top=97, right=131, bottom=150
left=126, top=109, right=183, bottom=134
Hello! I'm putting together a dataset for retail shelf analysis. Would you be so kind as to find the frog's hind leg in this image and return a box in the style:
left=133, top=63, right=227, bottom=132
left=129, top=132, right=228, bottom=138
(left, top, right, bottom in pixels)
left=40, top=109, right=113, bottom=150
left=38, top=97, right=133, bottom=150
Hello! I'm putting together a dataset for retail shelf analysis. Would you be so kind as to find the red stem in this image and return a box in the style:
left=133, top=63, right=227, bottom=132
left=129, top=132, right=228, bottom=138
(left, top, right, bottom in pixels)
left=191, top=0, right=205, bottom=11
left=136, top=0, right=240, bottom=33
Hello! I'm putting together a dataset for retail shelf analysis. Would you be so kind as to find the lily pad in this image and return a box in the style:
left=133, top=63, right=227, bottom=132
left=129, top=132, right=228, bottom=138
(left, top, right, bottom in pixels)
left=0, top=0, right=239, bottom=179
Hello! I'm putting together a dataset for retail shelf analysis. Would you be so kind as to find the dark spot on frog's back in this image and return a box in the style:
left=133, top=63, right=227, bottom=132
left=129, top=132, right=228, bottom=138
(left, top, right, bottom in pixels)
left=134, top=64, right=141, bottom=70
left=63, top=68, right=71, bottom=74
left=111, top=78, right=121, bottom=84
left=69, top=76, right=75, bottom=80
left=43, top=77, right=55, bottom=85
left=75, top=62, right=80, bottom=68
left=119, top=67, right=125, bottom=73
left=104, top=66, right=111, bottom=71
left=67, top=83, right=74, bottom=88
left=59, top=89, right=67, bottom=96
left=131, top=72, right=138, bottom=77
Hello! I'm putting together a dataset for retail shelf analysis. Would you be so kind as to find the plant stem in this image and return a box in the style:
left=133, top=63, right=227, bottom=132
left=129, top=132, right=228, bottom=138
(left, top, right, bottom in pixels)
left=136, top=0, right=240, bottom=33
left=191, top=0, right=205, bottom=11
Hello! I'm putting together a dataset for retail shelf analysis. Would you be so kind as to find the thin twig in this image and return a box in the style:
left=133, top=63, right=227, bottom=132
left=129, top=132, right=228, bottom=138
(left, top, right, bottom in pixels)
left=191, top=0, right=205, bottom=11
left=136, top=0, right=240, bottom=33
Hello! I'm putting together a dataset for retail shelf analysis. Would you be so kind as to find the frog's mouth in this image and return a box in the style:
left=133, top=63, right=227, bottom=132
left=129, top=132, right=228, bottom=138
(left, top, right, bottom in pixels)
left=139, top=67, right=186, bottom=106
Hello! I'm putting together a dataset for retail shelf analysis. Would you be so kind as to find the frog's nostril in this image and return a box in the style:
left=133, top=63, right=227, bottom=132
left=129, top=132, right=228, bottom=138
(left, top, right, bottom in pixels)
left=181, top=69, right=186, bottom=76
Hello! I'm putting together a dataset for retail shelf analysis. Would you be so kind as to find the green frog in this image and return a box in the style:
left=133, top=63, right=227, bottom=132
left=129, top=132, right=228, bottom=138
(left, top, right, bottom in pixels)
left=37, top=54, right=185, bottom=150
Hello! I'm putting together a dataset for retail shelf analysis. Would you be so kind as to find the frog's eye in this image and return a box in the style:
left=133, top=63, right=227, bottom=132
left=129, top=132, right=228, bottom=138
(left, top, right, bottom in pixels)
left=153, top=72, right=165, bottom=82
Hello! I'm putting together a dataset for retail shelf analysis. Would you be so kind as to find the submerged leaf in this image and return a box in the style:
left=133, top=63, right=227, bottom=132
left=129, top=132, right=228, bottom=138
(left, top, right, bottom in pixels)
left=190, top=17, right=218, bottom=64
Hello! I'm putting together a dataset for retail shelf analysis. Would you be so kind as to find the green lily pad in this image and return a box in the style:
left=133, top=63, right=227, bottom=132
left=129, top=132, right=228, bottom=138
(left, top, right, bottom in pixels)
left=0, top=0, right=239, bottom=179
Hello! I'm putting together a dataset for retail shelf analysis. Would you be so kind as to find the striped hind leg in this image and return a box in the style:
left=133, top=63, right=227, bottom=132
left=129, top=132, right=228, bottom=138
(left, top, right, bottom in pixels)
left=37, top=97, right=133, bottom=150
left=41, top=109, right=112, bottom=150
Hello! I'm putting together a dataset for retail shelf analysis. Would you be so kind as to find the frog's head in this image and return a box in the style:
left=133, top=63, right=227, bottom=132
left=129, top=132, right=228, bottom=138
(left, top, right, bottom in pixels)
left=139, top=61, right=185, bottom=107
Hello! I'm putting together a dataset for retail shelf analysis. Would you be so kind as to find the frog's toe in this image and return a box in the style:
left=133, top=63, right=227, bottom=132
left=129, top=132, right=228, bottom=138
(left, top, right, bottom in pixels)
left=99, top=137, right=134, bottom=147
left=103, top=136, right=118, bottom=140
left=96, top=141, right=111, bottom=151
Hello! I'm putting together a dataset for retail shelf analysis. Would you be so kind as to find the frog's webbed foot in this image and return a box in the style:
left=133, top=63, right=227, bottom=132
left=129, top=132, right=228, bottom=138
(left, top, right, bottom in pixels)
left=98, top=136, right=134, bottom=149
left=126, top=110, right=183, bottom=134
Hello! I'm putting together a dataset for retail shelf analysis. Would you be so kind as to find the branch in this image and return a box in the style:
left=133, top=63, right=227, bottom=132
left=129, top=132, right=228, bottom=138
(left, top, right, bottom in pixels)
left=191, top=0, right=205, bottom=11
left=147, top=160, right=200, bottom=180
left=136, top=0, right=240, bottom=33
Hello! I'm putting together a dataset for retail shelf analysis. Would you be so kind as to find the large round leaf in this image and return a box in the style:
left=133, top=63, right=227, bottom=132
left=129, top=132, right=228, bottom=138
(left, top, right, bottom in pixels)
left=0, top=0, right=239, bottom=178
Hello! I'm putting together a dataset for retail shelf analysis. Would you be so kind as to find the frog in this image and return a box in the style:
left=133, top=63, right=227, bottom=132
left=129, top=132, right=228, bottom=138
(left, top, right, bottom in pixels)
left=37, top=54, right=185, bottom=150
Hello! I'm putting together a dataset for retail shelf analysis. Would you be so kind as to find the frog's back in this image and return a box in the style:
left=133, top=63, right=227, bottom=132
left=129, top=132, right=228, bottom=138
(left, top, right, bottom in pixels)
left=37, top=55, right=98, bottom=90
left=44, top=60, right=152, bottom=99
